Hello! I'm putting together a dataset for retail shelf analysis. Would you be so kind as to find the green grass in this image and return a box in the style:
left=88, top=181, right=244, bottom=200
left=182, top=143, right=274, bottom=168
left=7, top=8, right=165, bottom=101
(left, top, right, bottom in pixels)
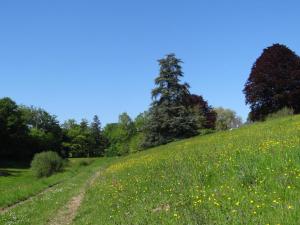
left=0, top=158, right=114, bottom=225
left=73, top=115, right=300, bottom=225
left=0, top=158, right=90, bottom=208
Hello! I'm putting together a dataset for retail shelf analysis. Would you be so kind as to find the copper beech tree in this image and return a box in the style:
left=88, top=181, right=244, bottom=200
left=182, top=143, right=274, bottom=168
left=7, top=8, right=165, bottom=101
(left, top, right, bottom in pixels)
left=244, top=44, right=300, bottom=121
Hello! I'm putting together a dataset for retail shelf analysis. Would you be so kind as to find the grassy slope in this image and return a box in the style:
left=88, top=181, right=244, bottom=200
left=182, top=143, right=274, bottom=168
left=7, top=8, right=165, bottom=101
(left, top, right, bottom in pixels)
left=74, top=116, right=300, bottom=225
left=0, top=158, right=113, bottom=225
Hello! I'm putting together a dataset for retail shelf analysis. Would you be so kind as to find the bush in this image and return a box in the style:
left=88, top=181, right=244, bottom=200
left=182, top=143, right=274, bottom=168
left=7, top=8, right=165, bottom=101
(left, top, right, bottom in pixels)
left=266, top=107, right=294, bottom=120
left=31, top=151, right=64, bottom=178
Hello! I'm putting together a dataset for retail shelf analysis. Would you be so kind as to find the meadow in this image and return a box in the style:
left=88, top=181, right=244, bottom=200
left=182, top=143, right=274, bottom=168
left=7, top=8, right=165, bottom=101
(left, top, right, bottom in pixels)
left=74, top=115, right=300, bottom=225
left=0, top=159, right=90, bottom=209
left=0, top=158, right=114, bottom=225
left=1, top=116, right=300, bottom=224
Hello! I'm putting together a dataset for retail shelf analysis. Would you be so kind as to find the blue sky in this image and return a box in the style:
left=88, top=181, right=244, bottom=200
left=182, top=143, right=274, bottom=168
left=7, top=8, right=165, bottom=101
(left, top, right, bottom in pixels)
left=0, top=0, right=299, bottom=125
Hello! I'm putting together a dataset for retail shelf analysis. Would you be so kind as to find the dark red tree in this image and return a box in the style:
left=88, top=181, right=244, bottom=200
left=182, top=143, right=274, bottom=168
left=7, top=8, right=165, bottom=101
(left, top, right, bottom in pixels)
left=185, top=94, right=216, bottom=129
left=244, top=44, right=300, bottom=121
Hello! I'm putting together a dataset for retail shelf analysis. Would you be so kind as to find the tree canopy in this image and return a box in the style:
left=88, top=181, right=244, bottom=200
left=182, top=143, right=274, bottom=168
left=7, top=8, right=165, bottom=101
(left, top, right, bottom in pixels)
left=214, top=107, right=243, bottom=130
left=0, top=98, right=28, bottom=158
left=244, top=43, right=300, bottom=121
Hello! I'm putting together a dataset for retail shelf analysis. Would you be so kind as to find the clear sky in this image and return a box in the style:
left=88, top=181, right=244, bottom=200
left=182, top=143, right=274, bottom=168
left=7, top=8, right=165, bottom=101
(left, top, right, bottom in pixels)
left=1, top=0, right=299, bottom=125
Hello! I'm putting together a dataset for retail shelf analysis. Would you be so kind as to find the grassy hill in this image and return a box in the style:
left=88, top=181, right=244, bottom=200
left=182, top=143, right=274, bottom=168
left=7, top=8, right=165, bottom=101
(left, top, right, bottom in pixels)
left=73, top=115, right=300, bottom=225
left=1, top=116, right=300, bottom=225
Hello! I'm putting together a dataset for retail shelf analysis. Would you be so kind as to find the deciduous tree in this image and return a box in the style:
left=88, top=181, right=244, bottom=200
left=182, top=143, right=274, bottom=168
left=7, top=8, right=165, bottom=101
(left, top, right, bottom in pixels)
left=244, top=44, right=300, bottom=121
left=214, top=107, right=243, bottom=130
left=0, top=98, right=28, bottom=158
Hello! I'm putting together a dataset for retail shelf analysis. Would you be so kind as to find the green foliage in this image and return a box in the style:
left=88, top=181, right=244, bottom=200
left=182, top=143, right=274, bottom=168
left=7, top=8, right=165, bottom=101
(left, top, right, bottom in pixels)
left=103, top=123, right=123, bottom=156
left=184, top=94, right=216, bottom=129
left=1, top=102, right=107, bottom=160
left=62, top=121, right=90, bottom=157
left=266, top=107, right=294, bottom=121
left=0, top=97, right=28, bottom=158
left=90, top=115, right=106, bottom=156
left=128, top=132, right=145, bottom=153
left=134, top=112, right=149, bottom=132
left=103, top=113, right=137, bottom=156
left=30, top=151, right=64, bottom=178
left=144, top=104, right=199, bottom=147
left=21, top=106, right=63, bottom=156
left=62, top=116, right=106, bottom=158
left=215, top=107, right=243, bottom=130
left=0, top=99, right=66, bottom=160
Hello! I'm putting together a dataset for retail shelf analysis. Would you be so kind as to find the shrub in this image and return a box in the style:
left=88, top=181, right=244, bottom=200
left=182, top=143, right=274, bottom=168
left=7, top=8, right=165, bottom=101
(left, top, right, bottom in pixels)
left=31, top=151, right=64, bottom=178
left=266, top=107, right=294, bottom=120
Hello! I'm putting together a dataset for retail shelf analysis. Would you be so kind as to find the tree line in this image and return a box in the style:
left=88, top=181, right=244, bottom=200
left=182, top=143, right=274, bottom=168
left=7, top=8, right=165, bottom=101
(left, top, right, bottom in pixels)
left=0, top=100, right=107, bottom=159
left=2, top=43, right=298, bottom=160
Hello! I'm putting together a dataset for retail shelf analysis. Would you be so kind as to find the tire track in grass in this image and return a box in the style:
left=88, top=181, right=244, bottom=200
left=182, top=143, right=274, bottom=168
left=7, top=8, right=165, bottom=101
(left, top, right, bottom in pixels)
left=0, top=182, right=61, bottom=215
left=48, top=170, right=103, bottom=225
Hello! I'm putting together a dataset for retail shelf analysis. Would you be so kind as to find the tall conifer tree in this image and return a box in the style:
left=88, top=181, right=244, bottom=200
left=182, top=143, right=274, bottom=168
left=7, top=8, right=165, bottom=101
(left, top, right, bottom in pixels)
left=90, top=115, right=105, bottom=156
left=144, top=54, right=198, bottom=147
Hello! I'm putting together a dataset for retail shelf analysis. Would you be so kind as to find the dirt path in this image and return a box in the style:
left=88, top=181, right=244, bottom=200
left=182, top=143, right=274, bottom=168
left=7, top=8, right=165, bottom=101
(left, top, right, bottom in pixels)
left=0, top=182, right=60, bottom=215
left=48, top=170, right=102, bottom=225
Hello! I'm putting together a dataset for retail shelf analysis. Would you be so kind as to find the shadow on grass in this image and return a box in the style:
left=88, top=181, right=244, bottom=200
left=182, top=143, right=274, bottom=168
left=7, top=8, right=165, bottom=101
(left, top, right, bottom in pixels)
left=0, top=169, right=13, bottom=177
left=0, top=159, right=30, bottom=177
left=0, top=159, right=30, bottom=169
left=0, top=169, right=24, bottom=177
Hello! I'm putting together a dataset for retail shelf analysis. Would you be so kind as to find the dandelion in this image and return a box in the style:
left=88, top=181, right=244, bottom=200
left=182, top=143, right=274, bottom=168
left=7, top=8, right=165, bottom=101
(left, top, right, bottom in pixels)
left=214, top=202, right=220, bottom=207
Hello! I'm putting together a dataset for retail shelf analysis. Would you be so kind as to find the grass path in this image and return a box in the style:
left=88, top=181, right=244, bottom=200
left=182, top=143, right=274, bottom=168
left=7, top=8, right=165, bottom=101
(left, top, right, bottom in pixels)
left=0, top=158, right=113, bottom=225
left=0, top=159, right=93, bottom=209
left=48, top=170, right=103, bottom=225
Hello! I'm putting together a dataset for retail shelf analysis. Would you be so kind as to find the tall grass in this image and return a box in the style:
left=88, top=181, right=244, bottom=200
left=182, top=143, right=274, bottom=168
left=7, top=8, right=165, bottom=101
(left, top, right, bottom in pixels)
left=74, top=115, right=300, bottom=225
left=266, top=107, right=294, bottom=120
